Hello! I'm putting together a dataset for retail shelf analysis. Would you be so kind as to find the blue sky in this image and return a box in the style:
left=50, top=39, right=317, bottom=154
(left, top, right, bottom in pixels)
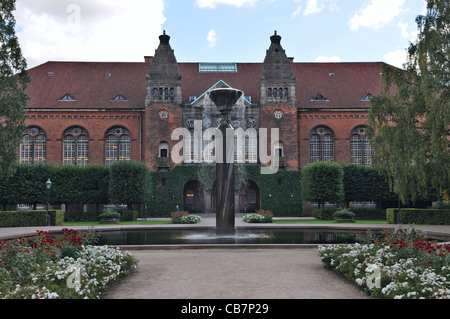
left=15, top=0, right=427, bottom=69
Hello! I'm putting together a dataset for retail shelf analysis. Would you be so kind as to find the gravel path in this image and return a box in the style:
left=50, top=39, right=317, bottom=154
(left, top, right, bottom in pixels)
left=103, top=248, right=370, bottom=299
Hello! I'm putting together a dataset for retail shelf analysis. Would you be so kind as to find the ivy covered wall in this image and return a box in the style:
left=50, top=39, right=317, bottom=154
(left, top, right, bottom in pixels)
left=148, top=165, right=303, bottom=217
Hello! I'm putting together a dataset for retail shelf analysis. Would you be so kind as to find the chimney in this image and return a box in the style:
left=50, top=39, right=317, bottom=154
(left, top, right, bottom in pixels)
left=144, top=56, right=153, bottom=63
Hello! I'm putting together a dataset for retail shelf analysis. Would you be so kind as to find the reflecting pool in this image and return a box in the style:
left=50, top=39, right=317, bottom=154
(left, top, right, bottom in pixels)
left=97, top=228, right=360, bottom=245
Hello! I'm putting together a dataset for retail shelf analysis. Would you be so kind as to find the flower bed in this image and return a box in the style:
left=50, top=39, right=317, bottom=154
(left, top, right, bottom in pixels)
left=171, top=211, right=201, bottom=224
left=0, top=228, right=138, bottom=299
left=318, top=227, right=450, bottom=299
left=243, top=209, right=274, bottom=223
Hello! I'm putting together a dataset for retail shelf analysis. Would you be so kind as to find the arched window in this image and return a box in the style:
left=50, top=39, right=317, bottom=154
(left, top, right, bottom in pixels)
left=351, top=126, right=374, bottom=165
left=310, top=126, right=334, bottom=163
left=159, top=142, right=169, bottom=158
left=63, top=126, right=89, bottom=165
left=20, top=126, right=46, bottom=164
left=105, top=126, right=131, bottom=165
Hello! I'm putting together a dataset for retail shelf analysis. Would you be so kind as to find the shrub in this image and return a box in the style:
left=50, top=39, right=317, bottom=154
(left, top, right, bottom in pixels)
left=312, top=208, right=335, bottom=220
left=98, top=209, right=121, bottom=222
left=178, top=215, right=201, bottom=224
left=386, top=208, right=450, bottom=225
left=120, top=210, right=138, bottom=222
left=170, top=211, right=201, bottom=224
left=243, top=210, right=274, bottom=224
left=256, top=209, right=274, bottom=223
left=0, top=210, right=64, bottom=227
left=243, top=213, right=267, bottom=223
left=171, top=211, right=189, bottom=223
left=333, top=210, right=356, bottom=223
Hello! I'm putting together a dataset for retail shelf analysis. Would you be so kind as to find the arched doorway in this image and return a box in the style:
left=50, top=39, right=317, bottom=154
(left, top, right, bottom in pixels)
left=239, top=179, right=260, bottom=213
left=183, top=180, right=204, bottom=214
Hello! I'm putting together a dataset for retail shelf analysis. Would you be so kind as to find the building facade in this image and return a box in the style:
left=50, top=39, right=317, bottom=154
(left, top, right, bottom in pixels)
left=22, top=31, right=383, bottom=215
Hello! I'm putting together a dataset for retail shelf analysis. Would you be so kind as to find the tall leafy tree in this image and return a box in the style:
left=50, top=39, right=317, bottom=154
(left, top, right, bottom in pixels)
left=109, top=161, right=152, bottom=209
left=302, top=161, right=344, bottom=209
left=0, top=0, right=29, bottom=179
left=368, top=0, right=450, bottom=204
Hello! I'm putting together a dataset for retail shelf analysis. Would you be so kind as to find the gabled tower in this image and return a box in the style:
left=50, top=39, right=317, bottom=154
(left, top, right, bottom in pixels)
left=259, top=31, right=296, bottom=107
left=144, top=31, right=183, bottom=171
left=145, top=31, right=182, bottom=106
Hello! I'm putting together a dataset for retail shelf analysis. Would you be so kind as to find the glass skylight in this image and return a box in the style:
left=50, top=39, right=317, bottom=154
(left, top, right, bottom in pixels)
left=199, top=63, right=238, bottom=73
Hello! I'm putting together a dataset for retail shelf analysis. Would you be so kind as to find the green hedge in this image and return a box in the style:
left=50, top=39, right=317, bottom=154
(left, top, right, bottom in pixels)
left=64, top=211, right=99, bottom=222
left=386, top=208, right=450, bottom=225
left=120, top=210, right=138, bottom=222
left=0, top=210, right=64, bottom=227
left=313, top=208, right=386, bottom=220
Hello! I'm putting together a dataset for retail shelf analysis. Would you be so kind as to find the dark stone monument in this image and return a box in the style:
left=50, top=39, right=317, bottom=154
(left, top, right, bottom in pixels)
left=208, top=88, right=243, bottom=235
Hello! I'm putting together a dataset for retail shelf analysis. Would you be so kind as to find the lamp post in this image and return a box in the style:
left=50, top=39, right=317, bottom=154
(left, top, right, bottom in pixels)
left=46, top=178, right=52, bottom=226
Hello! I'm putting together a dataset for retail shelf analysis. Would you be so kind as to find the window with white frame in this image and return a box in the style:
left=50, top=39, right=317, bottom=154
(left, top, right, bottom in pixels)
left=351, top=126, right=374, bottom=165
left=310, top=126, right=334, bottom=163
left=105, top=127, right=131, bottom=165
left=63, top=127, right=89, bottom=165
left=20, top=127, right=47, bottom=164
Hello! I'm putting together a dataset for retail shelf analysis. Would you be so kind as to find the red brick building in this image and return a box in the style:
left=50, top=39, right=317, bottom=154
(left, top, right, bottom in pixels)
left=22, top=31, right=384, bottom=215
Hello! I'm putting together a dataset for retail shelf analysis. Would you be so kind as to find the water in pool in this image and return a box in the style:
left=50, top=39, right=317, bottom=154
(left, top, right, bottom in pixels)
left=97, top=228, right=359, bottom=245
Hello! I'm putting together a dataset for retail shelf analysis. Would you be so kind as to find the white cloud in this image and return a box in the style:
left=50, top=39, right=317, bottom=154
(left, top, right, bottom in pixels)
left=195, top=0, right=258, bottom=8
left=398, top=21, right=409, bottom=39
left=291, top=5, right=302, bottom=19
left=207, top=29, right=218, bottom=48
left=15, top=0, right=166, bottom=68
left=384, top=49, right=407, bottom=68
left=303, top=0, right=325, bottom=16
left=349, top=0, right=406, bottom=31
left=315, top=56, right=341, bottom=63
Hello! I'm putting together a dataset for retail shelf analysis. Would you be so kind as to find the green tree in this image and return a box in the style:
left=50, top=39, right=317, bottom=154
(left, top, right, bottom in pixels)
left=80, top=164, right=110, bottom=213
left=0, top=0, right=30, bottom=179
left=302, top=161, right=344, bottom=209
left=368, top=0, right=450, bottom=204
left=341, top=163, right=397, bottom=207
left=109, top=161, right=151, bottom=209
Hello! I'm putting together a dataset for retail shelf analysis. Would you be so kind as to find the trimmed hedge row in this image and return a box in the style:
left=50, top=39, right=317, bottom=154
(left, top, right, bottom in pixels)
left=312, top=208, right=386, bottom=220
left=63, top=210, right=138, bottom=222
left=0, top=210, right=64, bottom=227
left=386, top=208, right=450, bottom=225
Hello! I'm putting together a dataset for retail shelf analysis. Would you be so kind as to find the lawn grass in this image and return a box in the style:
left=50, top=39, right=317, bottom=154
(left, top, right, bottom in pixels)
left=273, top=219, right=388, bottom=224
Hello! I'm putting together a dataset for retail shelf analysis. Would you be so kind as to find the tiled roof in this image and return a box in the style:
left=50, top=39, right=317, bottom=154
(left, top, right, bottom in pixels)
left=25, top=60, right=384, bottom=109
left=294, top=62, right=384, bottom=109
left=26, top=61, right=150, bottom=109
